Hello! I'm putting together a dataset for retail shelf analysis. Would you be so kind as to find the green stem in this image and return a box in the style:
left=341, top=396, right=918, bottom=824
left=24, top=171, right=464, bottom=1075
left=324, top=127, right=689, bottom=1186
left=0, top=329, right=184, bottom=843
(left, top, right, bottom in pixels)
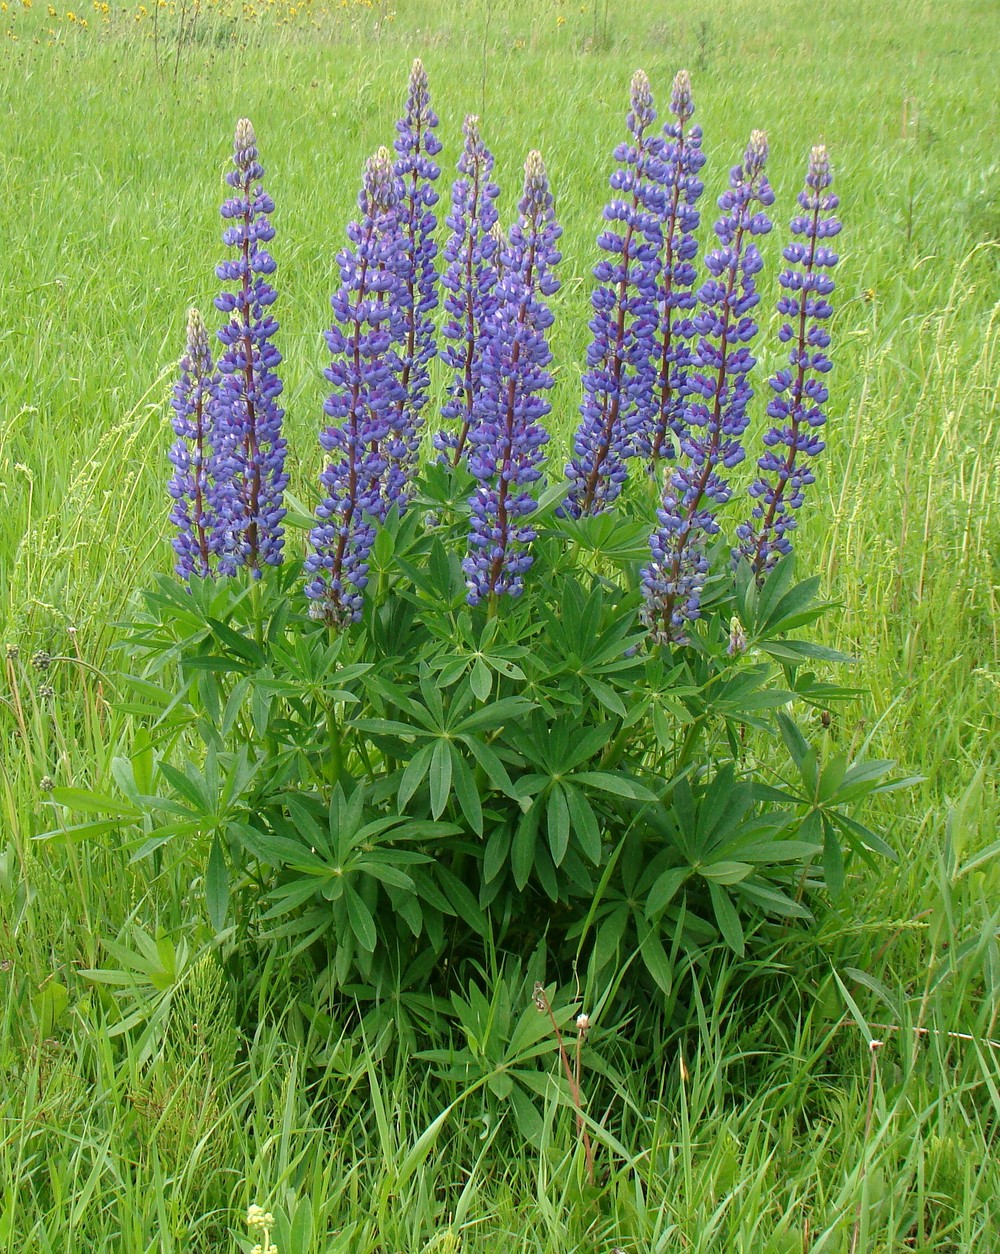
left=674, top=715, right=706, bottom=776
left=326, top=704, right=343, bottom=787
left=250, top=578, right=265, bottom=652
left=598, top=722, right=632, bottom=771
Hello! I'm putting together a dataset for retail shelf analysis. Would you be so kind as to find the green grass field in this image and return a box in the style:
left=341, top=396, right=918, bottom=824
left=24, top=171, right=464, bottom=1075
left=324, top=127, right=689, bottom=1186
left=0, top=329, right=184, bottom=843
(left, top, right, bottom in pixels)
left=1, top=0, right=999, bottom=1248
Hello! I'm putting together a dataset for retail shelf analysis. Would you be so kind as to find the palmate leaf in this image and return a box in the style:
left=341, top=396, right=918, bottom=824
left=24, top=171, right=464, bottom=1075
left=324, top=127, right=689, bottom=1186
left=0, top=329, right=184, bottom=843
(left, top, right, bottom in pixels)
left=512, top=804, right=540, bottom=890
left=646, top=866, right=689, bottom=918
left=429, top=739, right=453, bottom=819
left=573, top=771, right=658, bottom=803
left=565, top=784, right=602, bottom=864
left=546, top=784, right=571, bottom=865
left=399, top=743, right=434, bottom=809
left=450, top=749, right=483, bottom=834
left=483, top=825, right=512, bottom=884
left=345, top=884, right=378, bottom=952
left=735, top=879, right=812, bottom=920
left=709, top=881, right=745, bottom=955
left=699, top=860, right=754, bottom=884
left=550, top=511, right=653, bottom=564
left=453, top=694, right=534, bottom=734
left=352, top=857, right=416, bottom=892
left=640, top=925, right=675, bottom=995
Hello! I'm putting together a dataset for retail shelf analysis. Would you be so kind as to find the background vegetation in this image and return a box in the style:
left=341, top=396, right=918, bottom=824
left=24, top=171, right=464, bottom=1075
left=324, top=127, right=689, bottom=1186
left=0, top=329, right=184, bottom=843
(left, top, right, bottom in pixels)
left=0, top=0, right=998, bottom=1248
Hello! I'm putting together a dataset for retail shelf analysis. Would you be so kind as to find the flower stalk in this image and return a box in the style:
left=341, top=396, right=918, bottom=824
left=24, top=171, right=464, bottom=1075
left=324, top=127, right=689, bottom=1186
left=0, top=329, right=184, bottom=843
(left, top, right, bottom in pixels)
left=645, top=69, right=707, bottom=463
left=642, top=130, right=774, bottom=642
left=305, top=148, right=406, bottom=627
left=564, top=70, right=665, bottom=518
left=436, top=114, right=501, bottom=466
left=463, top=151, right=561, bottom=606
left=213, top=118, right=288, bottom=576
left=168, top=307, right=218, bottom=579
left=736, top=145, right=841, bottom=575
left=389, top=58, right=442, bottom=503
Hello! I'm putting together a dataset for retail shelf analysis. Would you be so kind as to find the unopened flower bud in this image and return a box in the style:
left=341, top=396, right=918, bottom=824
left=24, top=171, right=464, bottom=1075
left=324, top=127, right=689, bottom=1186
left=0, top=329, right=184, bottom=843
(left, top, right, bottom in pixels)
left=745, top=129, right=769, bottom=178
left=670, top=69, right=693, bottom=123
left=727, top=615, right=747, bottom=656
left=629, top=69, right=655, bottom=132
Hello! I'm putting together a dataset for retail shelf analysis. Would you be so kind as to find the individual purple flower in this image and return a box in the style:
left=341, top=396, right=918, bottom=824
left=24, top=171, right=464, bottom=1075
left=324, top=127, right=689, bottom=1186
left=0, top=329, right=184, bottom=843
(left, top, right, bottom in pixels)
left=212, top=118, right=288, bottom=576
left=305, top=148, right=407, bottom=627
left=736, top=145, right=841, bottom=574
left=434, top=114, right=501, bottom=465
left=463, top=151, right=561, bottom=605
left=168, top=308, right=218, bottom=580
left=642, top=130, right=774, bottom=642
left=389, top=58, right=442, bottom=501
left=644, top=69, right=707, bottom=462
left=563, top=69, right=665, bottom=518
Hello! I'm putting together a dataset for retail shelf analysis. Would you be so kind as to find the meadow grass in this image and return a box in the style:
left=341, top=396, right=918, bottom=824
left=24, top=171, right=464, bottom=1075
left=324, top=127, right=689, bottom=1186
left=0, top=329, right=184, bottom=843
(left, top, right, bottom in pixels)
left=1, top=0, right=999, bottom=1248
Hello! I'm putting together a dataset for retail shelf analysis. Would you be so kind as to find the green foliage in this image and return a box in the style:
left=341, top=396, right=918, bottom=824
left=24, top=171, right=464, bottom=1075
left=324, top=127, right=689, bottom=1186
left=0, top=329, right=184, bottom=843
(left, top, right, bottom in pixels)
left=46, top=483, right=903, bottom=1040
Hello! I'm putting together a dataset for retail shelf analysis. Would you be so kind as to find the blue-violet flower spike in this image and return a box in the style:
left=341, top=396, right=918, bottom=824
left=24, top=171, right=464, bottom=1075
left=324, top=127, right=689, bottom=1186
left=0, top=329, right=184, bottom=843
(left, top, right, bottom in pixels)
left=642, top=129, right=774, bottom=642
left=736, top=145, right=841, bottom=575
left=463, top=151, right=561, bottom=605
left=563, top=69, right=666, bottom=518
left=435, top=114, right=501, bottom=465
left=168, top=308, right=218, bottom=580
left=389, top=59, right=442, bottom=502
left=212, top=118, right=288, bottom=576
left=305, top=148, right=407, bottom=627
left=645, top=69, right=707, bottom=462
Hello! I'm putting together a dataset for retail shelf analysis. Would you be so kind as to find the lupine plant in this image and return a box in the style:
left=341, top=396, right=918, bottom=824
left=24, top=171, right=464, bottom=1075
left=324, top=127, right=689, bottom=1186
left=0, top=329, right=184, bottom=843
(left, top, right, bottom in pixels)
left=61, top=67, right=911, bottom=1144
left=213, top=118, right=288, bottom=575
left=463, top=150, right=561, bottom=605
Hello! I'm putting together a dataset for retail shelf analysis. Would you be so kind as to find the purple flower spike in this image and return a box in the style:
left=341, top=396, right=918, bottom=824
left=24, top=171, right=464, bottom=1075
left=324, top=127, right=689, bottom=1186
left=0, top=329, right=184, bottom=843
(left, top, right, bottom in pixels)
left=305, top=148, right=408, bottom=628
left=435, top=114, right=501, bottom=465
left=389, top=59, right=442, bottom=502
left=645, top=70, right=707, bottom=463
left=563, top=69, right=666, bottom=518
left=736, top=145, right=840, bottom=575
left=168, top=308, right=219, bottom=580
left=463, top=151, right=561, bottom=605
left=642, top=129, right=774, bottom=642
left=213, top=118, right=288, bottom=576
